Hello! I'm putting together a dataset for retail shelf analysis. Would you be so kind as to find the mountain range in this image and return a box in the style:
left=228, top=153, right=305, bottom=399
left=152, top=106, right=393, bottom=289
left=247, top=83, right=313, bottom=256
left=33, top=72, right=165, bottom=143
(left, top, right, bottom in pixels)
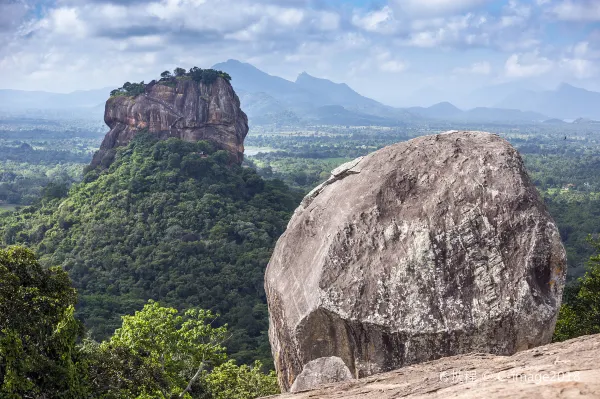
left=2, top=60, right=600, bottom=125
left=213, top=60, right=555, bottom=125
left=494, top=83, right=600, bottom=120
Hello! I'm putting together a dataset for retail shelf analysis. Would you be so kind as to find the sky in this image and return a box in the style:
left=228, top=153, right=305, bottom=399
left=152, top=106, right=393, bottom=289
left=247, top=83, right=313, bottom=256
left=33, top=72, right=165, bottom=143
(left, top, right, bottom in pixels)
left=1, top=0, right=600, bottom=106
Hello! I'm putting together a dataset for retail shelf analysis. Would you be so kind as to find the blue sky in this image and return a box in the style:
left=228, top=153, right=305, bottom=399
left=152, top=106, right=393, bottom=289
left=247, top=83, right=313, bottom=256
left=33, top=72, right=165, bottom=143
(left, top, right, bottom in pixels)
left=1, top=0, right=599, bottom=106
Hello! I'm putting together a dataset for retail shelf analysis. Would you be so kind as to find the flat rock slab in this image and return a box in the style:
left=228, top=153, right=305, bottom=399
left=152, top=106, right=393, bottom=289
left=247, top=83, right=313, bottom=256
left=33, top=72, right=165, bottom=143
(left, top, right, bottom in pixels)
left=263, top=334, right=600, bottom=399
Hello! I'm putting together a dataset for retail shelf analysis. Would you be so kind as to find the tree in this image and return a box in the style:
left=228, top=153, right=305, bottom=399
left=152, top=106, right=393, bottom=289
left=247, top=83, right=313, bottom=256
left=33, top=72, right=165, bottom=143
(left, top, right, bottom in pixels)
left=203, top=360, right=279, bottom=399
left=160, top=71, right=173, bottom=80
left=174, top=67, right=187, bottom=77
left=106, top=300, right=228, bottom=398
left=0, top=246, right=83, bottom=398
left=554, top=236, right=600, bottom=341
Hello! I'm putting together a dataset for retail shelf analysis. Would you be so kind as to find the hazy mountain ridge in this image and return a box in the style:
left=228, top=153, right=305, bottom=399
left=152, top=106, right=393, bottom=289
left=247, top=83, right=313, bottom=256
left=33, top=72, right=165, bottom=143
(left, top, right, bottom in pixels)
left=0, top=87, right=111, bottom=110
left=409, top=102, right=548, bottom=122
left=213, top=59, right=409, bottom=125
left=3, top=61, right=600, bottom=125
left=495, top=83, right=600, bottom=120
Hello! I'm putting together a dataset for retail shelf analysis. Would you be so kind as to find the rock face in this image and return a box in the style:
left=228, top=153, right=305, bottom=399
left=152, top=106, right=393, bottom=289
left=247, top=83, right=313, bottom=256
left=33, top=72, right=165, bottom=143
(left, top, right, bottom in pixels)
left=264, top=334, right=600, bottom=398
left=290, top=357, right=353, bottom=393
left=265, top=131, right=567, bottom=392
left=91, top=77, right=248, bottom=167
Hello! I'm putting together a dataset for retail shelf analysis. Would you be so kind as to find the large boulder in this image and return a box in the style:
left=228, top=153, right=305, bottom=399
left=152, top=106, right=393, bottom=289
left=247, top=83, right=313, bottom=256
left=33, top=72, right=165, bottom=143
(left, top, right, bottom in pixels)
left=265, top=131, right=567, bottom=392
left=91, top=77, right=248, bottom=167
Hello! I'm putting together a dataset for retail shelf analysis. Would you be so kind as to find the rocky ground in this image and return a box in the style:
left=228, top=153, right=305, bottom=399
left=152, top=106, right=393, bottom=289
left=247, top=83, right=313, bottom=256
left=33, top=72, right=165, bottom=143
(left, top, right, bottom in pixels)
left=263, top=334, right=600, bottom=398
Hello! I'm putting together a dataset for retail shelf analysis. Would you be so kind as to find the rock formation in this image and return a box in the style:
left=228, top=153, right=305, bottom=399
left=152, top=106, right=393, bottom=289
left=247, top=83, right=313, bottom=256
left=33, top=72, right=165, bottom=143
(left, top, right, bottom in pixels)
left=265, top=131, right=567, bottom=392
left=263, top=334, right=600, bottom=399
left=91, top=77, right=248, bottom=167
left=290, top=356, right=353, bottom=393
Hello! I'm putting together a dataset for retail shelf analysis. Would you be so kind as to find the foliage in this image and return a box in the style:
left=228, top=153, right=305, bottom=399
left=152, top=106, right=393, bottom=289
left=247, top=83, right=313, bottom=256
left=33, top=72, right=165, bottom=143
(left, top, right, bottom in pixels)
left=78, top=301, right=279, bottom=399
left=111, top=67, right=232, bottom=98
left=203, top=360, right=279, bottom=399
left=77, top=338, right=169, bottom=399
left=0, top=247, right=278, bottom=398
left=106, top=301, right=228, bottom=397
left=554, top=236, right=600, bottom=341
left=0, top=135, right=302, bottom=367
left=111, top=81, right=147, bottom=98
left=0, top=246, right=83, bottom=398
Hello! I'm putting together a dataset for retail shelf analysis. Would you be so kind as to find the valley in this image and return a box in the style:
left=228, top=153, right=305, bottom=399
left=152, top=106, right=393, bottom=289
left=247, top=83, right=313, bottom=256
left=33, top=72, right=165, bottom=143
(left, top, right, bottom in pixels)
left=1, top=63, right=599, bottom=398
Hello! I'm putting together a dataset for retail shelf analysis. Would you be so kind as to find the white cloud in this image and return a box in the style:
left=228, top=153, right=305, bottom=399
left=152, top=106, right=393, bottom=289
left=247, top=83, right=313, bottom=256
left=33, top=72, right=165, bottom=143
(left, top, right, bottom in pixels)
left=551, top=1, right=600, bottom=21
left=392, top=0, right=487, bottom=17
left=351, top=6, right=397, bottom=34
left=348, top=49, right=408, bottom=75
left=558, top=41, right=599, bottom=79
left=380, top=59, right=408, bottom=73
left=504, top=51, right=553, bottom=78
left=400, top=13, right=490, bottom=48
left=0, top=0, right=597, bottom=96
left=453, top=61, right=491, bottom=74
left=560, top=58, right=596, bottom=79
left=47, top=7, right=88, bottom=38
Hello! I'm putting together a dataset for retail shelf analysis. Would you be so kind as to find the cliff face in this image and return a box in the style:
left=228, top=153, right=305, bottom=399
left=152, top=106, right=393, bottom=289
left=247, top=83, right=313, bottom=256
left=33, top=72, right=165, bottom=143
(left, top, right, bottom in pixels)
left=91, top=77, right=248, bottom=167
left=265, top=131, right=567, bottom=392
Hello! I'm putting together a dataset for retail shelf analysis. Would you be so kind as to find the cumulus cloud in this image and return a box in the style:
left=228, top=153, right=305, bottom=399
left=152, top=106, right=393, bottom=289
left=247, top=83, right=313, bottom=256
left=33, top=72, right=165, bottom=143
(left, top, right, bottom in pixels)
left=551, top=1, right=600, bottom=21
left=0, top=0, right=598, bottom=93
left=504, top=51, right=553, bottom=78
left=377, top=51, right=408, bottom=73
left=558, top=41, right=600, bottom=79
left=352, top=6, right=397, bottom=34
left=391, top=0, right=488, bottom=17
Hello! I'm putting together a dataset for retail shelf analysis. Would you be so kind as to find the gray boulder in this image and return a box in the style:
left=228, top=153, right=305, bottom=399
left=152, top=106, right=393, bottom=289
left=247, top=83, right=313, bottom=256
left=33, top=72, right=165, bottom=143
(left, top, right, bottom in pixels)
left=290, top=356, right=353, bottom=393
left=265, top=131, right=567, bottom=392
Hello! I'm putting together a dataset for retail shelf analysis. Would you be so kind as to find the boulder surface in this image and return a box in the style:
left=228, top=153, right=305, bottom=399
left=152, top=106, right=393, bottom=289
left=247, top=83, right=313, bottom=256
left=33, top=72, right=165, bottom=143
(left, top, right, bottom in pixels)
left=290, top=356, right=353, bottom=393
left=92, top=77, right=248, bottom=167
left=265, top=131, right=567, bottom=392
left=263, top=334, right=600, bottom=398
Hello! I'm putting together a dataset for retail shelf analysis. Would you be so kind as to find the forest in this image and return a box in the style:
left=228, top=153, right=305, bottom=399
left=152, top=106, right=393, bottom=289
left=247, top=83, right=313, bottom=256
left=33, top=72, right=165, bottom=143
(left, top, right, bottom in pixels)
left=0, top=118, right=599, bottom=397
left=0, top=134, right=302, bottom=370
left=0, top=246, right=279, bottom=398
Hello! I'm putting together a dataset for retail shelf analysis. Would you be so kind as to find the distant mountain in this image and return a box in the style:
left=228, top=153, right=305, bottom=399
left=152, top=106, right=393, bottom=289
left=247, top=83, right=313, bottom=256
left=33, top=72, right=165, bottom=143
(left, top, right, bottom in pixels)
left=0, top=88, right=111, bottom=110
left=460, top=81, right=543, bottom=109
left=463, top=107, right=547, bottom=122
left=572, top=117, right=600, bottom=124
left=408, top=102, right=463, bottom=119
left=212, top=60, right=314, bottom=111
left=213, top=59, right=412, bottom=125
left=294, top=72, right=398, bottom=117
left=402, top=86, right=452, bottom=107
left=543, top=118, right=567, bottom=124
left=405, top=102, right=545, bottom=122
left=307, top=105, right=400, bottom=126
left=495, top=83, right=600, bottom=119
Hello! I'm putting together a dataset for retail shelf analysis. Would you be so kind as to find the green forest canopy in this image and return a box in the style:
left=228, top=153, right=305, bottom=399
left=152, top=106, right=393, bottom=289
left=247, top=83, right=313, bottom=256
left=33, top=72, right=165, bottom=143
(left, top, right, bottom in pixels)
left=0, top=134, right=302, bottom=368
left=0, top=246, right=279, bottom=398
left=110, top=67, right=232, bottom=97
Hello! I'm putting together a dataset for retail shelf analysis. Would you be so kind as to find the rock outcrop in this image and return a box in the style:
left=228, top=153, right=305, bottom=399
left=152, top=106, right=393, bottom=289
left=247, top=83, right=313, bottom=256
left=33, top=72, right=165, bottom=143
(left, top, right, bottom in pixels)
left=263, top=334, right=600, bottom=399
left=290, top=356, right=353, bottom=393
left=91, top=77, right=248, bottom=167
left=265, top=131, right=567, bottom=392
